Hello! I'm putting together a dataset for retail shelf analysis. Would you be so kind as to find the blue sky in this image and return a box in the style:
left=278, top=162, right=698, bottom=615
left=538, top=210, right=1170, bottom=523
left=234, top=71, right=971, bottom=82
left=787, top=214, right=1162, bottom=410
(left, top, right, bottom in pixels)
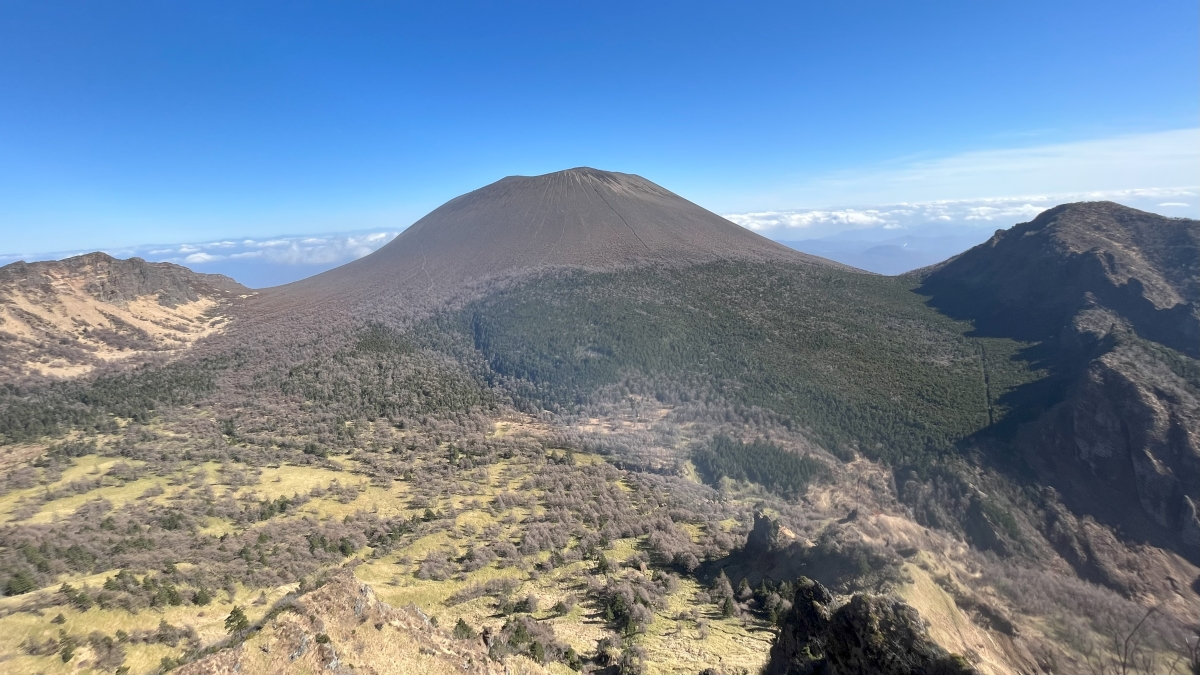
left=0, top=1, right=1196, bottom=282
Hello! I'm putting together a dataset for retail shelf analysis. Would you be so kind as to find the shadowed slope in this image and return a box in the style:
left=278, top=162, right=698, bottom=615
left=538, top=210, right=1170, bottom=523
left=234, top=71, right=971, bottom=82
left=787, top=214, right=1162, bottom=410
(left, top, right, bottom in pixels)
left=913, top=202, right=1200, bottom=562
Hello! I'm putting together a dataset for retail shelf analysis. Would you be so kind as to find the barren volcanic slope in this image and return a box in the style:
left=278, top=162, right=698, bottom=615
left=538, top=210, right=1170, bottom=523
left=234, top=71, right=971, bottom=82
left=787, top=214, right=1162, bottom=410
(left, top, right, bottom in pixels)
left=262, top=168, right=837, bottom=316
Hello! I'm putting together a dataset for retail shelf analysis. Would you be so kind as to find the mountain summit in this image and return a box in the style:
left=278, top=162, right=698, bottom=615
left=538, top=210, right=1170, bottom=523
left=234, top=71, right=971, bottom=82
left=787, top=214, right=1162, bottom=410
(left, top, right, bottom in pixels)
left=280, top=168, right=834, bottom=305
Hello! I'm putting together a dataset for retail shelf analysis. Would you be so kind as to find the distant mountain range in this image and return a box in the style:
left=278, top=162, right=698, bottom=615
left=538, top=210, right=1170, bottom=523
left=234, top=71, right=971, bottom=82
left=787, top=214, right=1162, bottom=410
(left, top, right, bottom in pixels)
left=778, top=232, right=994, bottom=275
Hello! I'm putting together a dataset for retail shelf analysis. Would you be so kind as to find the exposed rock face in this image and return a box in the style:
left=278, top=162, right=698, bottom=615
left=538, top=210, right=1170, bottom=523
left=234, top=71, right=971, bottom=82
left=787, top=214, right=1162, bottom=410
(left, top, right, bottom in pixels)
left=765, top=578, right=977, bottom=675
left=0, top=252, right=246, bottom=382
left=1073, top=347, right=1198, bottom=532
left=1029, top=336, right=1200, bottom=556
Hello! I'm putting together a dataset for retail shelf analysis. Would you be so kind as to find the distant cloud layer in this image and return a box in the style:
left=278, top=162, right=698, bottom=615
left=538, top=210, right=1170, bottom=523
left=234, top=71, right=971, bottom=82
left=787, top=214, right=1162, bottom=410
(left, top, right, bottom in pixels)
left=725, top=188, right=1198, bottom=239
left=162, top=231, right=397, bottom=266
left=3, top=129, right=1197, bottom=287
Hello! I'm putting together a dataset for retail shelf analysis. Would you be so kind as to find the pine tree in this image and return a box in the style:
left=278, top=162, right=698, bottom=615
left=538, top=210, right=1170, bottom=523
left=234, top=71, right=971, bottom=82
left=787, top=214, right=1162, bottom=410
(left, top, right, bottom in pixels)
left=711, top=569, right=733, bottom=603
left=193, top=588, right=213, bottom=606
left=721, top=596, right=738, bottom=618
left=453, top=618, right=476, bottom=639
left=224, top=606, right=249, bottom=634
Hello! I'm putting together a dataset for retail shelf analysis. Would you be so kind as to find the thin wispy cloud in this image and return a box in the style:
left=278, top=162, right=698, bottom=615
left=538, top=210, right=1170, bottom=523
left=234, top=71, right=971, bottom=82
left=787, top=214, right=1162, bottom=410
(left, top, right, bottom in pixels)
left=183, top=252, right=222, bottom=264
left=751, top=128, right=1200, bottom=210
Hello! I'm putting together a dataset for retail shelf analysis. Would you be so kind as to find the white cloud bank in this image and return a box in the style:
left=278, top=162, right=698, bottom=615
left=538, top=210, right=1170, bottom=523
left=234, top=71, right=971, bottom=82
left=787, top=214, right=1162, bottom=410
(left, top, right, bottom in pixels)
left=156, top=231, right=398, bottom=266
left=0, top=230, right=402, bottom=287
left=723, top=127, right=1199, bottom=239
left=725, top=188, right=1198, bottom=239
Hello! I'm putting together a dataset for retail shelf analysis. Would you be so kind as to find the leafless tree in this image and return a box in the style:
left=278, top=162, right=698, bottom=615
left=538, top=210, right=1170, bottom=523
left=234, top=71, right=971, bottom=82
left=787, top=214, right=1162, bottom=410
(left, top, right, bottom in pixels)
left=1086, top=607, right=1160, bottom=675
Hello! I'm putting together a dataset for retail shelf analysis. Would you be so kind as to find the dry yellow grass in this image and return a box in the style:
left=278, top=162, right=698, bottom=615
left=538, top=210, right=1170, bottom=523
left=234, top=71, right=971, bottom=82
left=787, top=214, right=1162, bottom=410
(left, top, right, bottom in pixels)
left=0, top=454, right=175, bottom=525
left=0, top=579, right=294, bottom=675
left=0, top=444, right=769, bottom=674
left=897, top=561, right=1012, bottom=675
left=345, top=449, right=775, bottom=675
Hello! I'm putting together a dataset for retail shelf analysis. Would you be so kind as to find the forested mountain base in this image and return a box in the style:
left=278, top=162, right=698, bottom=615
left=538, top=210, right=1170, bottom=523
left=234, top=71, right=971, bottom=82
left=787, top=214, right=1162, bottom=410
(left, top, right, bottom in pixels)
left=436, top=262, right=1044, bottom=467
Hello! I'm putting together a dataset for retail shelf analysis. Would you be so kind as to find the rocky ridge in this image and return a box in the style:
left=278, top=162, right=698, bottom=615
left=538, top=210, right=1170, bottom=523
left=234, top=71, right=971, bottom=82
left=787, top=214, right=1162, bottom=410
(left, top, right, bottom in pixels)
left=0, top=252, right=247, bottom=382
left=917, top=201, right=1198, bottom=354
left=175, top=570, right=546, bottom=675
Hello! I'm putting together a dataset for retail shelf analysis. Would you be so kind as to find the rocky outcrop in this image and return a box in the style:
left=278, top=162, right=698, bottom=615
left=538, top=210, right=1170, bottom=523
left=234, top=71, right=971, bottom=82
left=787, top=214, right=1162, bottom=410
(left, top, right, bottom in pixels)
left=765, top=578, right=977, bottom=675
left=745, top=510, right=788, bottom=552
left=701, top=512, right=901, bottom=594
left=175, top=570, right=538, bottom=675
left=1026, top=336, right=1200, bottom=557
